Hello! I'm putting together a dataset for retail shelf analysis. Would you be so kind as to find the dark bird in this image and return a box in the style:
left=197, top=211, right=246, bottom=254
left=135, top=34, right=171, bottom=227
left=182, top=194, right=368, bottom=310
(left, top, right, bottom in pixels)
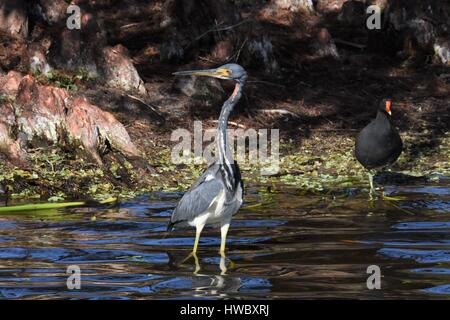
left=168, top=64, right=246, bottom=256
left=355, top=98, right=403, bottom=197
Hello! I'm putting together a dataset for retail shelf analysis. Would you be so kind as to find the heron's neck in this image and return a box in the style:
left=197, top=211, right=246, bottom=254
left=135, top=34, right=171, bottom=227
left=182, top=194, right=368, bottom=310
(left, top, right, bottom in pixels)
left=217, top=82, right=243, bottom=166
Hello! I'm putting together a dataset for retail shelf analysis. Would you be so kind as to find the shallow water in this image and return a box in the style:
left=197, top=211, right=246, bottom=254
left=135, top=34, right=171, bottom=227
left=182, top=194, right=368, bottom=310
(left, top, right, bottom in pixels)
left=0, top=178, right=450, bottom=299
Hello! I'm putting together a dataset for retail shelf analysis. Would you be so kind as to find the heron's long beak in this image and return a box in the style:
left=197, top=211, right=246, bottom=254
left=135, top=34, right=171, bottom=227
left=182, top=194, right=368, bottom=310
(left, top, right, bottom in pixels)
left=173, top=68, right=230, bottom=79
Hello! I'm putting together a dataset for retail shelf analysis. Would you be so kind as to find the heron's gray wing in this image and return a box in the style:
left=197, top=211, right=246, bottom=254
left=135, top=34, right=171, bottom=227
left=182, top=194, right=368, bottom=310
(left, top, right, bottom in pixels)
left=169, top=172, right=223, bottom=229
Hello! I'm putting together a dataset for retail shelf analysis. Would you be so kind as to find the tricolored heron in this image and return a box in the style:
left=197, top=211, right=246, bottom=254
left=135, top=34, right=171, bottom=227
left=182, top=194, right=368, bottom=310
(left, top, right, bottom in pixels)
left=355, top=98, right=403, bottom=198
left=168, top=63, right=246, bottom=258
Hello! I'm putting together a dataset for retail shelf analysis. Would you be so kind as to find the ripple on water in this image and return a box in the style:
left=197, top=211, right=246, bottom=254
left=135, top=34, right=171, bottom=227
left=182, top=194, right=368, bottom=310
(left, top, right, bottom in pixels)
left=393, top=221, right=450, bottom=230
left=0, top=181, right=450, bottom=299
left=0, top=247, right=169, bottom=264
left=423, top=285, right=450, bottom=295
left=379, top=248, right=450, bottom=263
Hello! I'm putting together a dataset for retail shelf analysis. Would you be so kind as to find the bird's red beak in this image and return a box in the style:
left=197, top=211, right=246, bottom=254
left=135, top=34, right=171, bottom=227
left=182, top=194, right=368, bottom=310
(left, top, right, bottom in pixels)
left=385, top=100, right=392, bottom=115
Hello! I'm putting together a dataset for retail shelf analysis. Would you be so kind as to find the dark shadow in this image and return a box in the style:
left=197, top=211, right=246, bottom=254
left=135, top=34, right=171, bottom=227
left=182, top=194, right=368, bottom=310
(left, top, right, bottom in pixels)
left=374, top=171, right=429, bottom=185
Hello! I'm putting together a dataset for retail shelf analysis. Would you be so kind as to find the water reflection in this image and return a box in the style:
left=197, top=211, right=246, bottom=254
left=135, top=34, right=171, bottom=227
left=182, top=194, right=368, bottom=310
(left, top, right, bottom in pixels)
left=0, top=179, right=449, bottom=299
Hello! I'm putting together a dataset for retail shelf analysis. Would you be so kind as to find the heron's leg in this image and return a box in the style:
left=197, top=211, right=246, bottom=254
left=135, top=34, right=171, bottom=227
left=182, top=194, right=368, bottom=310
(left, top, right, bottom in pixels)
left=219, top=252, right=227, bottom=275
left=368, top=172, right=375, bottom=201
left=193, top=252, right=201, bottom=275
left=219, top=221, right=235, bottom=273
left=193, top=223, right=205, bottom=254
left=180, top=223, right=205, bottom=266
left=219, top=248, right=235, bottom=275
left=219, top=221, right=230, bottom=255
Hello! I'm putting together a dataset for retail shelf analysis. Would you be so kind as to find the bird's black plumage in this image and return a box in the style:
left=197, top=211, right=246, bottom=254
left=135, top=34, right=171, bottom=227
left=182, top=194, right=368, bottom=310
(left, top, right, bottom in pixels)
left=355, top=100, right=403, bottom=170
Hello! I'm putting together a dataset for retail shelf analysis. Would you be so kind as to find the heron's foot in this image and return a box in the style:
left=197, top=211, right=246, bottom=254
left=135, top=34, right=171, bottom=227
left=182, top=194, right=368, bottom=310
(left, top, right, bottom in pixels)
left=381, top=192, right=406, bottom=201
left=368, top=190, right=378, bottom=202
left=193, top=253, right=200, bottom=275
left=219, top=252, right=235, bottom=275
left=178, top=251, right=201, bottom=274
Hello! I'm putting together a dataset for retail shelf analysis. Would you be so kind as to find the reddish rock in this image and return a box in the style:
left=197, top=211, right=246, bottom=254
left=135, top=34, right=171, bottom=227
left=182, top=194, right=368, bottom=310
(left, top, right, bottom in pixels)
left=0, top=103, right=27, bottom=166
left=316, top=0, right=347, bottom=13
left=0, top=103, right=15, bottom=131
left=101, top=45, right=146, bottom=94
left=28, top=43, right=53, bottom=76
left=0, top=31, right=28, bottom=72
left=273, top=0, right=314, bottom=12
left=0, top=71, right=24, bottom=95
left=15, top=76, right=69, bottom=144
left=1, top=75, right=141, bottom=166
left=66, top=97, right=140, bottom=165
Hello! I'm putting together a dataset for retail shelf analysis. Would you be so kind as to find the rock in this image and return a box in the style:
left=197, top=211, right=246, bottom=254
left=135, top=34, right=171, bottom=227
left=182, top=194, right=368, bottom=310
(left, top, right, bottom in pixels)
left=101, top=45, right=146, bottom=95
left=0, top=72, right=28, bottom=165
left=28, top=43, right=53, bottom=76
left=311, top=28, right=340, bottom=59
left=0, top=31, right=28, bottom=72
left=0, top=103, right=27, bottom=166
left=274, top=0, right=314, bottom=13
left=1, top=73, right=142, bottom=167
left=66, top=97, right=141, bottom=165
left=15, top=75, right=69, bottom=145
left=0, top=71, right=24, bottom=95
left=315, top=0, right=347, bottom=13
left=0, top=0, right=28, bottom=38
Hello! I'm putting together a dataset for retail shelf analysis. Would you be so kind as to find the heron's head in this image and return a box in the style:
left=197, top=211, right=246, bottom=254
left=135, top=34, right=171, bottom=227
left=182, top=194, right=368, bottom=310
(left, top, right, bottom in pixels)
left=173, top=63, right=247, bottom=83
left=379, top=98, right=392, bottom=116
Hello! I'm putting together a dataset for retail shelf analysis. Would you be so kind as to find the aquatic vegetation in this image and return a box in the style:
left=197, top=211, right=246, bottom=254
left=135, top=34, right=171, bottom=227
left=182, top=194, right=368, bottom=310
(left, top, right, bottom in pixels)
left=1, top=130, right=449, bottom=202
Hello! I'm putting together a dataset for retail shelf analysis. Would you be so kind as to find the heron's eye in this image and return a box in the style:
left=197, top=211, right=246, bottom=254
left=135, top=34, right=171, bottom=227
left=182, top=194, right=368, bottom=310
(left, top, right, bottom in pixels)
left=218, top=68, right=231, bottom=77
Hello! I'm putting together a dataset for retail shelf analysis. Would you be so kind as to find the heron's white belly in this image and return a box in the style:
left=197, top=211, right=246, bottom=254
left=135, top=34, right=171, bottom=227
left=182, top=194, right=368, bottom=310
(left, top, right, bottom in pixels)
left=188, top=190, right=227, bottom=227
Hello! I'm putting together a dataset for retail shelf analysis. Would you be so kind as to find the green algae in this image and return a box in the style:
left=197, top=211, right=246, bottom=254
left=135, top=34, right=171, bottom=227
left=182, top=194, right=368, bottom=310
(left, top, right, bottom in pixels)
left=1, top=131, right=449, bottom=201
